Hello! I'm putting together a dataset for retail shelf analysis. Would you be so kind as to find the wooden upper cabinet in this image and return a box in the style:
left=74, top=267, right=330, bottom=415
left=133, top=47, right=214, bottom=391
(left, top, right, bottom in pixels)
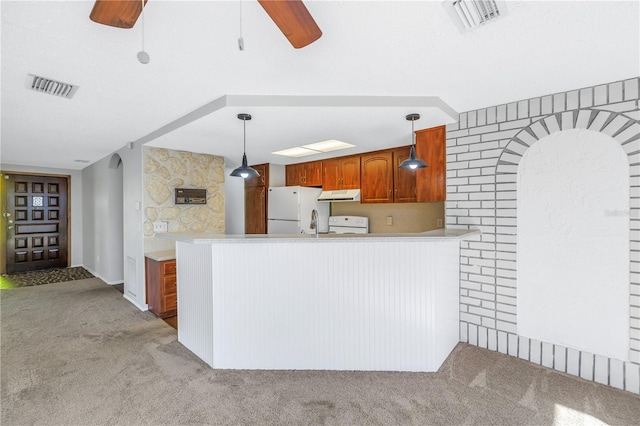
left=361, top=151, right=393, bottom=203
left=322, top=156, right=360, bottom=190
left=415, top=125, right=446, bottom=202
left=392, top=146, right=417, bottom=203
left=245, top=163, right=268, bottom=188
left=286, top=161, right=323, bottom=187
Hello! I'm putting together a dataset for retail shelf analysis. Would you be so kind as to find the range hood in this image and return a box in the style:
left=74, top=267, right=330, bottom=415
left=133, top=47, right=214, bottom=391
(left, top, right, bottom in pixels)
left=317, top=189, right=361, bottom=202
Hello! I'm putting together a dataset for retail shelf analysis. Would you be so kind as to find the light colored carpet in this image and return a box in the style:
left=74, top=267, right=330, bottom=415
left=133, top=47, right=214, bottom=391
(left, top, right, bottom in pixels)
left=1, top=278, right=639, bottom=425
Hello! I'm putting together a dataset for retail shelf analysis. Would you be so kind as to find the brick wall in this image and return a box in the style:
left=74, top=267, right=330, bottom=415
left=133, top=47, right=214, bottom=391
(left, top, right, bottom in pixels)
left=446, top=77, right=640, bottom=394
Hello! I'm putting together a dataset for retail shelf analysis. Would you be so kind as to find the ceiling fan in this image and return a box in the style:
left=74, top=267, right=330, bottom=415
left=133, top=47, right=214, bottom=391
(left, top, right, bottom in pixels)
left=89, top=0, right=322, bottom=49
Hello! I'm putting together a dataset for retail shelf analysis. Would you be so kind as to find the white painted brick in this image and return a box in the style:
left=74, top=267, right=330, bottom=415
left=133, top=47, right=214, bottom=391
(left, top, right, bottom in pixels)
left=447, top=138, right=458, bottom=147
left=461, top=249, right=480, bottom=258
left=496, top=243, right=516, bottom=253
left=496, top=191, right=516, bottom=200
left=529, top=121, right=549, bottom=140
left=461, top=295, right=482, bottom=306
left=448, top=145, right=470, bottom=154
left=544, top=115, right=561, bottom=134
left=601, top=100, right=639, bottom=112
left=448, top=128, right=470, bottom=138
left=469, top=192, right=495, bottom=200
left=609, top=81, right=623, bottom=103
left=589, top=110, right=613, bottom=131
left=497, top=268, right=517, bottom=279
left=529, top=97, right=541, bottom=117
left=580, top=87, right=593, bottom=108
left=487, top=106, right=497, bottom=124
left=499, top=152, right=522, bottom=165
left=481, top=267, right=495, bottom=276
left=470, top=123, right=499, bottom=136
left=631, top=339, right=640, bottom=351
left=482, top=167, right=496, bottom=176
left=478, top=326, right=488, bottom=348
left=480, top=129, right=519, bottom=142
left=446, top=217, right=457, bottom=225
left=457, top=200, right=482, bottom=209
left=461, top=264, right=481, bottom=274
left=468, top=324, right=480, bottom=346
left=625, top=110, right=640, bottom=121
left=468, top=110, right=477, bottom=128
left=625, top=362, right=640, bottom=394
left=609, top=358, right=624, bottom=390
left=461, top=312, right=482, bottom=326
left=497, top=320, right=517, bottom=334
left=469, top=159, right=497, bottom=168
left=496, top=311, right=516, bottom=323
left=487, top=329, right=497, bottom=351
left=469, top=175, right=495, bottom=185
left=469, top=257, right=495, bottom=267
left=508, top=333, right=518, bottom=356
left=575, top=109, right=592, bottom=129
left=516, top=129, right=537, bottom=146
left=481, top=217, right=496, bottom=226
left=458, top=152, right=481, bottom=161
left=497, top=303, right=516, bottom=314
left=496, top=251, right=516, bottom=261
left=507, top=102, right=518, bottom=121
left=497, top=183, right=517, bottom=191
left=481, top=200, right=496, bottom=209
left=630, top=350, right=640, bottom=365
left=496, top=259, right=516, bottom=270
left=482, top=148, right=504, bottom=159
left=458, top=135, right=481, bottom=145
left=594, top=84, right=608, bottom=105
left=448, top=177, right=469, bottom=186
left=624, top=78, right=639, bottom=101
left=566, top=348, right=580, bottom=376
left=518, top=337, right=530, bottom=360
left=567, top=90, right=579, bottom=110
left=506, top=141, right=528, bottom=156
left=447, top=193, right=469, bottom=201
left=447, top=122, right=459, bottom=132
left=459, top=112, right=468, bottom=129
left=481, top=183, right=496, bottom=192
left=468, top=274, right=495, bottom=285
left=530, top=339, right=542, bottom=364
left=495, top=173, right=516, bottom=183
left=447, top=154, right=457, bottom=162
left=561, top=111, right=574, bottom=130
left=469, top=241, right=496, bottom=250
left=496, top=286, right=516, bottom=297
left=553, top=93, right=566, bottom=112
left=517, top=100, right=528, bottom=119
left=497, top=104, right=507, bottom=122
left=499, top=209, right=517, bottom=217
left=458, top=185, right=482, bottom=193
left=481, top=300, right=495, bottom=310
left=580, top=352, right=594, bottom=380
left=448, top=161, right=470, bottom=170
left=459, top=322, right=468, bottom=342
left=594, top=355, right=608, bottom=385
left=458, top=168, right=482, bottom=177
left=458, top=217, right=482, bottom=226
left=498, top=139, right=509, bottom=148
left=613, top=122, right=640, bottom=144
left=497, top=331, right=508, bottom=354
left=542, top=342, right=554, bottom=368
left=554, top=345, right=567, bottom=373
left=496, top=226, right=517, bottom=236
left=496, top=164, right=517, bottom=174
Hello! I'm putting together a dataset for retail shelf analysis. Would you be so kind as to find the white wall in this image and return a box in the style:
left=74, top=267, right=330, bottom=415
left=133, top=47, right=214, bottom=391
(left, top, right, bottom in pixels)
left=81, top=155, right=124, bottom=284
left=517, top=129, right=629, bottom=360
left=0, top=163, right=83, bottom=267
left=224, top=166, right=245, bottom=234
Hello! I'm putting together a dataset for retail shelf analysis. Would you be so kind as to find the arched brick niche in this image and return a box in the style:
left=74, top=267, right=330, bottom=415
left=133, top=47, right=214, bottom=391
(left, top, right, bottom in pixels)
left=492, top=109, right=640, bottom=392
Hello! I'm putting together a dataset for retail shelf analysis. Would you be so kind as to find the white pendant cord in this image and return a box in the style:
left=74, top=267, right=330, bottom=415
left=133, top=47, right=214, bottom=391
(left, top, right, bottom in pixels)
left=238, top=0, right=245, bottom=51
left=137, top=0, right=150, bottom=64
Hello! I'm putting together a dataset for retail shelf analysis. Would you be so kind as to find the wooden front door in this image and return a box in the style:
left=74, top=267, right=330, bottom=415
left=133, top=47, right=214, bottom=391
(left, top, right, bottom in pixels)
left=3, top=174, right=69, bottom=274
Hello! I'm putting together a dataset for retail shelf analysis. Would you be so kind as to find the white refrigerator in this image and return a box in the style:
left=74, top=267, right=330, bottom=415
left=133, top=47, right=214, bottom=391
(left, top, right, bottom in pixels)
left=267, top=186, right=329, bottom=234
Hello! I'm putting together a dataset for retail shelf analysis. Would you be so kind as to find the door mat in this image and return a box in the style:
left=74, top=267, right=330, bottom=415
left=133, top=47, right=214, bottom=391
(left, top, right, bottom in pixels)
left=0, top=267, right=95, bottom=289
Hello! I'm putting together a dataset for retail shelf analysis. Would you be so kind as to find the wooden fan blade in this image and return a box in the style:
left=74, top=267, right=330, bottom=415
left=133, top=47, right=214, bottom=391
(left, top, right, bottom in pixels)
left=258, top=0, right=322, bottom=49
left=89, top=0, right=147, bottom=29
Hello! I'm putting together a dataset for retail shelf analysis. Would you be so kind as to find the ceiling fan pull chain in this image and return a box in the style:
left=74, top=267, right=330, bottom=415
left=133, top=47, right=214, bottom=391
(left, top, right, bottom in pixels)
left=238, top=0, right=245, bottom=51
left=137, top=0, right=150, bottom=64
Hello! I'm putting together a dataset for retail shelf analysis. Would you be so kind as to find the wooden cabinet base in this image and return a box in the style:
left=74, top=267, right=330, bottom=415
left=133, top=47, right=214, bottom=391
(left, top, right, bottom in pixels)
left=145, top=257, right=177, bottom=318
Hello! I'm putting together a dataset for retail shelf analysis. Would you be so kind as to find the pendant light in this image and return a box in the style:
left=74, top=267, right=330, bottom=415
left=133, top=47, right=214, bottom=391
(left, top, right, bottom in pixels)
left=399, top=113, right=428, bottom=170
left=230, top=113, right=259, bottom=179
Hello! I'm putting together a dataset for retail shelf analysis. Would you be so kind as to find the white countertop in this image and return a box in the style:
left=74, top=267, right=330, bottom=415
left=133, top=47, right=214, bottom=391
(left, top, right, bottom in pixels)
left=156, top=228, right=480, bottom=244
left=144, top=250, right=176, bottom=261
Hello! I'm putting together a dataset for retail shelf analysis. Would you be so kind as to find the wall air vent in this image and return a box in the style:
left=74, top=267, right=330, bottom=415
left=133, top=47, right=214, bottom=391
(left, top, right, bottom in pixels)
left=443, top=0, right=508, bottom=33
left=26, top=74, right=78, bottom=99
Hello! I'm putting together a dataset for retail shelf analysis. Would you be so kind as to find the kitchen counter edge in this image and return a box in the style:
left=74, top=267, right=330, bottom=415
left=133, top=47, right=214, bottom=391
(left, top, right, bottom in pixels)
left=156, top=229, right=480, bottom=244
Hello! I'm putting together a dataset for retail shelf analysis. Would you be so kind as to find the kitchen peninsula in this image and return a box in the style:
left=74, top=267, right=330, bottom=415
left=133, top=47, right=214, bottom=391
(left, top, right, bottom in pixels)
left=158, top=229, right=479, bottom=372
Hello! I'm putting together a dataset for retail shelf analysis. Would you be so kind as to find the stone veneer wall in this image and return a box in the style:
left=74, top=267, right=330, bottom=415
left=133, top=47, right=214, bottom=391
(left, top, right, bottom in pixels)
left=143, top=147, right=225, bottom=252
left=446, top=77, right=640, bottom=394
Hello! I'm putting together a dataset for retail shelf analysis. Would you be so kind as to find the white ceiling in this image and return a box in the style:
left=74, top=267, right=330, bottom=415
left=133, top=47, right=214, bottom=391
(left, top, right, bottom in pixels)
left=1, top=0, right=638, bottom=170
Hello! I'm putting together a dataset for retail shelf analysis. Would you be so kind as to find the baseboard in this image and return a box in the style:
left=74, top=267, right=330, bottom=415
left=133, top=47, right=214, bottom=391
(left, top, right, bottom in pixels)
left=123, top=293, right=148, bottom=312
left=82, top=265, right=123, bottom=285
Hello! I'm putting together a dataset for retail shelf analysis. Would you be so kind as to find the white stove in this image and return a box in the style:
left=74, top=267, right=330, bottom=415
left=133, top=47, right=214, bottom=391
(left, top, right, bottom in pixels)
left=328, top=216, right=369, bottom=234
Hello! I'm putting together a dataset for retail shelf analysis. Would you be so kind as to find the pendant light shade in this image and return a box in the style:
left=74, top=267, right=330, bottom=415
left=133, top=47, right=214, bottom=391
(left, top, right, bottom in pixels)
left=399, top=113, right=428, bottom=170
left=230, top=113, right=260, bottom=179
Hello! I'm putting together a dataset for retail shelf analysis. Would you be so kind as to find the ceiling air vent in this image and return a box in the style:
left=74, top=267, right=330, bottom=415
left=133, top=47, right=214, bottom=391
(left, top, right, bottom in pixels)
left=26, top=74, right=78, bottom=99
left=443, top=0, right=508, bottom=33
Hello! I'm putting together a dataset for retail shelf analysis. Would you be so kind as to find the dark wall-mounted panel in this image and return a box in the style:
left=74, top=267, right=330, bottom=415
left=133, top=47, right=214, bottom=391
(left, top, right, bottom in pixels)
left=175, top=188, right=207, bottom=205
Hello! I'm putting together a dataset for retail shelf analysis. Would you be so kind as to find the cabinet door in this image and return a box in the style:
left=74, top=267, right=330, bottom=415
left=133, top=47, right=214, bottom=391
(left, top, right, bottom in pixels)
left=303, top=161, right=323, bottom=187
left=340, top=156, right=361, bottom=189
left=245, top=163, right=268, bottom=188
left=322, top=158, right=341, bottom=190
left=416, top=126, right=446, bottom=202
left=245, top=186, right=266, bottom=234
left=393, top=146, right=417, bottom=203
left=361, top=151, right=393, bottom=203
left=285, top=164, right=301, bottom=186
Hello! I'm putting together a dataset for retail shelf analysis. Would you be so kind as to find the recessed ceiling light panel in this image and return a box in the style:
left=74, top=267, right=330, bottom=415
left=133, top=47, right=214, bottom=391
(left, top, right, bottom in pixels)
left=302, top=139, right=355, bottom=153
left=272, top=147, right=319, bottom=158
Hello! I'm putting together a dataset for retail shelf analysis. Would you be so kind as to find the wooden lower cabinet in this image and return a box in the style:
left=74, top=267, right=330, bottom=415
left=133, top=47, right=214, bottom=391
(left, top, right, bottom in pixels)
left=145, top=257, right=177, bottom=318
